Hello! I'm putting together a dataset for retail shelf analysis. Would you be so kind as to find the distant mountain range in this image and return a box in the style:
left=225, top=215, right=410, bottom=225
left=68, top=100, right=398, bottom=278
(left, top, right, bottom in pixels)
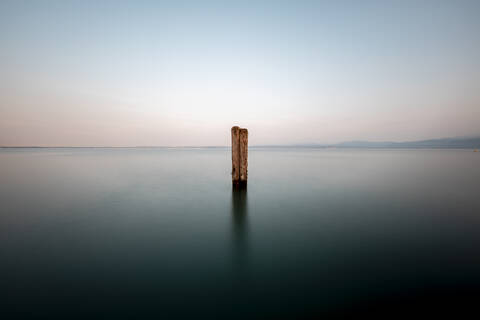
left=255, top=136, right=480, bottom=149
left=2, top=136, right=480, bottom=149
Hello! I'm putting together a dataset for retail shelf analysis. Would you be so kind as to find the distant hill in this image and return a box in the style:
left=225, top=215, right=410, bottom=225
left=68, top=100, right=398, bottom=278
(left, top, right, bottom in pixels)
left=254, top=136, right=480, bottom=149
left=333, top=136, right=480, bottom=149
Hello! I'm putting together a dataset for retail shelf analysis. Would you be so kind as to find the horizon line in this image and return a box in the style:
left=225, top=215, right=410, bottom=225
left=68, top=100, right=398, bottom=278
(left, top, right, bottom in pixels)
left=2, top=134, right=480, bottom=149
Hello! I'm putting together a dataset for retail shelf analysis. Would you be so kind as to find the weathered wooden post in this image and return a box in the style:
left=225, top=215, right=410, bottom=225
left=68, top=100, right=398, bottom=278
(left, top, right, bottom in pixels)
left=231, top=126, right=248, bottom=189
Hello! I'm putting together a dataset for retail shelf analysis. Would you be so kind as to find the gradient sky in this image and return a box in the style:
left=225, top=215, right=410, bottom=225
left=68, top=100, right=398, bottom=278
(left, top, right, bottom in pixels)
left=1, top=0, right=479, bottom=146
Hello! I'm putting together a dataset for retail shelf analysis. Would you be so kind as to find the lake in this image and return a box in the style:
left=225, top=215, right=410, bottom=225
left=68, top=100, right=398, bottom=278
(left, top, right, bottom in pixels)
left=1, top=148, right=480, bottom=318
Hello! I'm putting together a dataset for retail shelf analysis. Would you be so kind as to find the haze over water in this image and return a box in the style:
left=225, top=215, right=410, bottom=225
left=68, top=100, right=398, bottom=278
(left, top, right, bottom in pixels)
left=2, top=147, right=480, bottom=318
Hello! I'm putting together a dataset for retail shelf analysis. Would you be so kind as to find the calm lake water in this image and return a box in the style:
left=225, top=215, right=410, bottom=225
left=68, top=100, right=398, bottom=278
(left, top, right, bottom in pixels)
left=1, top=148, right=480, bottom=318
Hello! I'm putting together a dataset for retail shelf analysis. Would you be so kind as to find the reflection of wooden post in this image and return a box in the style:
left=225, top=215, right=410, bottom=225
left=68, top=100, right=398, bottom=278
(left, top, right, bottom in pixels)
left=232, top=126, right=248, bottom=188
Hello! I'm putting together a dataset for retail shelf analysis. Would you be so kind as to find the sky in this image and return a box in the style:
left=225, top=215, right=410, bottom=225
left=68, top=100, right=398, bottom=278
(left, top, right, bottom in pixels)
left=1, top=0, right=479, bottom=146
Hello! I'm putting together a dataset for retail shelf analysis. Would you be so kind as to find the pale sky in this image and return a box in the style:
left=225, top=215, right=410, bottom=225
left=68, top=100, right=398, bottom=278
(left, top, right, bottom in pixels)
left=1, top=0, right=479, bottom=146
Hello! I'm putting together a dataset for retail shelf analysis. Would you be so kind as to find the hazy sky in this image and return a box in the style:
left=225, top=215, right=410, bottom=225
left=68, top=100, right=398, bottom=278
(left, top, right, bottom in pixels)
left=1, top=0, right=479, bottom=146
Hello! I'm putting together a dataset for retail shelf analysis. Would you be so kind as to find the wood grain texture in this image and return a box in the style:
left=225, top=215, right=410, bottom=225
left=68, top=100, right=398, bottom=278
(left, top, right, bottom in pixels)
left=239, top=128, right=248, bottom=182
left=231, top=126, right=240, bottom=182
left=231, top=126, right=248, bottom=186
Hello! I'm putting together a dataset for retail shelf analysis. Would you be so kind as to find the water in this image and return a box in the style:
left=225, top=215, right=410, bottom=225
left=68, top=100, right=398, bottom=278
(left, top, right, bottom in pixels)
left=1, top=148, right=480, bottom=318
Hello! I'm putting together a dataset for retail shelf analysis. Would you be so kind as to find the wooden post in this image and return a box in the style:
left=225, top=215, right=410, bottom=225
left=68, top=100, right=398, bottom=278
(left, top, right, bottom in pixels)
left=231, top=126, right=240, bottom=182
left=239, top=128, right=248, bottom=182
left=232, top=126, right=248, bottom=188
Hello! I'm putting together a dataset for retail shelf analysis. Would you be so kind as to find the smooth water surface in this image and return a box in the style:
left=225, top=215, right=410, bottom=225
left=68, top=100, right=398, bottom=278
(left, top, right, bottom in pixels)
left=1, top=148, right=480, bottom=318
